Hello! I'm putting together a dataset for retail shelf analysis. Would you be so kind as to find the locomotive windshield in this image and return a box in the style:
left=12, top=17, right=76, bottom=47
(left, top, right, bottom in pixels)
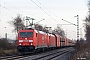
left=20, top=32, right=33, bottom=37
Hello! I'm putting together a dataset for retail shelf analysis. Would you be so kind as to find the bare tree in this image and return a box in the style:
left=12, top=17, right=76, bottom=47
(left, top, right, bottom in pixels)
left=34, top=23, right=43, bottom=31
left=9, top=15, right=25, bottom=33
left=84, top=15, right=90, bottom=43
left=52, top=26, right=65, bottom=36
left=84, top=0, right=90, bottom=44
left=34, top=23, right=48, bottom=32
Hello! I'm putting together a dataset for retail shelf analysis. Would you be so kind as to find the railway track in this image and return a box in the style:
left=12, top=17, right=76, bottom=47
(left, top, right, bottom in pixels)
left=29, top=47, right=74, bottom=60
left=0, top=47, right=75, bottom=60
left=0, top=55, right=29, bottom=60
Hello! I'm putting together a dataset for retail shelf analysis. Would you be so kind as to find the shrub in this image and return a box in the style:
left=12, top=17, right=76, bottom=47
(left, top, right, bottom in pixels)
left=0, top=38, right=18, bottom=56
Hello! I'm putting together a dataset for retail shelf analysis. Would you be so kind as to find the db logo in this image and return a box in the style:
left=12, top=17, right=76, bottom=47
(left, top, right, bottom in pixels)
left=24, top=38, right=28, bottom=42
left=42, top=36, right=44, bottom=40
left=25, top=38, right=27, bottom=40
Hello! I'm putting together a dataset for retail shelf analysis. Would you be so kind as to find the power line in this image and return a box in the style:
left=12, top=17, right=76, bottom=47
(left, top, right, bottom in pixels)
left=36, top=0, right=78, bottom=28
left=0, top=5, right=20, bottom=14
left=62, top=19, right=77, bottom=26
left=0, top=1, right=37, bottom=18
left=37, top=0, right=58, bottom=18
left=1, top=0, right=24, bottom=13
left=31, top=0, right=57, bottom=22
left=0, top=1, right=21, bottom=15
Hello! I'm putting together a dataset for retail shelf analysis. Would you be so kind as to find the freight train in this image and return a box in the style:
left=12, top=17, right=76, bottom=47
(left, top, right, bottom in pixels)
left=17, top=28, right=75, bottom=54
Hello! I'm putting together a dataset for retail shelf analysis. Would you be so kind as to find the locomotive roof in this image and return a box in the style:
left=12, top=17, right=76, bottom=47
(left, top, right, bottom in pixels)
left=24, top=28, right=34, bottom=30
left=20, top=28, right=46, bottom=34
left=38, top=31, right=46, bottom=34
left=48, top=33, right=54, bottom=36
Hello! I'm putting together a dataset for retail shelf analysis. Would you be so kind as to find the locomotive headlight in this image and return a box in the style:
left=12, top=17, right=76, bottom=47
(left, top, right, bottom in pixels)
left=31, top=43, right=33, bottom=45
left=19, top=43, right=21, bottom=45
left=19, top=40, right=23, bottom=42
left=29, top=40, right=33, bottom=42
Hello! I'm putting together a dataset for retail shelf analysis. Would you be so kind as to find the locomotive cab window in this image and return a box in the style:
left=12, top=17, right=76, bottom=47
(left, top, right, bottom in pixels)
left=20, top=32, right=33, bottom=37
left=36, top=33, right=37, bottom=37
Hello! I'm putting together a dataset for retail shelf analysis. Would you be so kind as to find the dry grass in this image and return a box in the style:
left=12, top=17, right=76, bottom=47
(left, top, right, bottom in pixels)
left=70, top=42, right=90, bottom=60
left=0, top=49, right=19, bottom=56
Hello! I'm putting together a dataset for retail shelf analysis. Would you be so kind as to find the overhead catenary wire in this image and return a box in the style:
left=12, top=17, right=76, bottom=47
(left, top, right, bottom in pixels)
left=0, top=1, right=22, bottom=15
left=31, top=0, right=57, bottom=22
left=37, top=0, right=58, bottom=18
left=0, top=0, right=22, bottom=15
left=1, top=0, right=24, bottom=13
left=0, top=0, right=37, bottom=18
left=36, top=0, right=76, bottom=26
left=0, top=5, right=20, bottom=15
left=62, top=19, right=77, bottom=26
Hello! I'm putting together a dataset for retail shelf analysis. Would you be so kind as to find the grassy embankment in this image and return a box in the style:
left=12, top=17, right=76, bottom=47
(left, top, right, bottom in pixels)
left=0, top=38, right=19, bottom=56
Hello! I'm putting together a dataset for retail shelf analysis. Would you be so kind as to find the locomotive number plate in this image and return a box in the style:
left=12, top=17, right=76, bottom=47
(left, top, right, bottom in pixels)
left=24, top=40, right=28, bottom=42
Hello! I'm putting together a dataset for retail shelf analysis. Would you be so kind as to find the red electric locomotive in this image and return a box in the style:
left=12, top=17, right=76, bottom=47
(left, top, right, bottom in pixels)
left=48, top=34, right=56, bottom=50
left=17, top=28, right=49, bottom=53
left=17, top=29, right=36, bottom=53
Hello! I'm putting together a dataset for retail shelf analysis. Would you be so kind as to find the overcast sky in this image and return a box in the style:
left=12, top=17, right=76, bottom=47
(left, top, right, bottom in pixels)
left=0, top=0, right=88, bottom=39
